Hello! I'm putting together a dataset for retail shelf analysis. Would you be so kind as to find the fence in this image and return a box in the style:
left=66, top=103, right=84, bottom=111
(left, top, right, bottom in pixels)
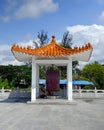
left=0, top=87, right=104, bottom=99
left=73, top=87, right=104, bottom=98
left=0, top=87, right=31, bottom=99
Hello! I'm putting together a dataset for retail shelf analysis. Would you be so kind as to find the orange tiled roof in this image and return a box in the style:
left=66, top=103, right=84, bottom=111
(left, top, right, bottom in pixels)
left=11, top=36, right=93, bottom=57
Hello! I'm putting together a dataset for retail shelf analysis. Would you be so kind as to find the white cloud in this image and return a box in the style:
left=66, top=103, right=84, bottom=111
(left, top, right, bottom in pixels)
left=0, top=44, right=15, bottom=65
left=0, top=40, right=34, bottom=65
left=0, top=39, right=46, bottom=65
left=1, top=24, right=104, bottom=67
left=0, top=0, right=58, bottom=22
left=17, top=40, right=34, bottom=47
left=99, top=11, right=104, bottom=22
left=15, top=0, right=58, bottom=19
left=97, top=0, right=104, bottom=4
left=67, top=24, right=104, bottom=68
left=0, top=16, right=10, bottom=22
left=0, top=0, right=58, bottom=21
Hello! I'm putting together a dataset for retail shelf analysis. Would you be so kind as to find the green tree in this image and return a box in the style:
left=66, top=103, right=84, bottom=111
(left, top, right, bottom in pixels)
left=0, top=78, right=9, bottom=89
left=82, top=61, right=104, bottom=89
left=61, top=31, right=73, bottom=48
left=0, top=65, right=31, bottom=89
left=60, top=31, right=79, bottom=78
left=61, top=31, right=79, bottom=67
left=33, top=30, right=49, bottom=48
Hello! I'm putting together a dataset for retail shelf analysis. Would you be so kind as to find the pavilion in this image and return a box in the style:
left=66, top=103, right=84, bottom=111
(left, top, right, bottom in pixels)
left=11, top=36, right=93, bottom=102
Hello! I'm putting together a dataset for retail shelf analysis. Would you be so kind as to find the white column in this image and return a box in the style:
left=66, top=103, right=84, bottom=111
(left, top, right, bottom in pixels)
left=79, top=86, right=81, bottom=97
left=36, top=64, right=39, bottom=97
left=67, top=59, right=73, bottom=101
left=94, top=87, right=97, bottom=97
left=31, top=56, right=36, bottom=102
left=1, top=87, right=4, bottom=97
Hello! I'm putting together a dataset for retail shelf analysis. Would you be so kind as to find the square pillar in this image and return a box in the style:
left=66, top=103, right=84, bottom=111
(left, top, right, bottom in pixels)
left=67, top=59, right=73, bottom=101
left=36, top=64, right=39, bottom=98
left=31, top=56, right=37, bottom=102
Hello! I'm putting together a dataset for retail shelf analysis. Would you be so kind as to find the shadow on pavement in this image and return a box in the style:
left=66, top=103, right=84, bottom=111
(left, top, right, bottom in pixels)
left=0, top=97, right=31, bottom=103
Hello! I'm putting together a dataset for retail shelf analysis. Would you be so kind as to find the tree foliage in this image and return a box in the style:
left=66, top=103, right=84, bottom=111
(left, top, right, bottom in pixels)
left=0, top=78, right=9, bottom=89
left=61, top=31, right=73, bottom=48
left=82, top=62, right=104, bottom=89
left=33, top=30, right=49, bottom=48
left=60, top=31, right=79, bottom=74
left=0, top=65, right=31, bottom=89
left=0, top=61, right=104, bottom=89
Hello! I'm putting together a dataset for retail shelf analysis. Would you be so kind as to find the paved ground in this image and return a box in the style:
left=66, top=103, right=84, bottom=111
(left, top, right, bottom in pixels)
left=0, top=98, right=104, bottom=130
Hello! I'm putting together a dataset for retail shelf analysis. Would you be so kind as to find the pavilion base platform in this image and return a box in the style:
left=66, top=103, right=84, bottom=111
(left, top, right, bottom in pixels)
left=27, top=98, right=77, bottom=105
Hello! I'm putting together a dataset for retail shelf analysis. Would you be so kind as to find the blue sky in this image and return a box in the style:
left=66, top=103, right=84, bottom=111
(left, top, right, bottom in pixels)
left=0, top=0, right=104, bottom=66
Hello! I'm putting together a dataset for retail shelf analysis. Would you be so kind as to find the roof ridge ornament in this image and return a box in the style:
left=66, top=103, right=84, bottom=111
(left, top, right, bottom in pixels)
left=52, top=35, right=55, bottom=42
left=11, top=36, right=93, bottom=61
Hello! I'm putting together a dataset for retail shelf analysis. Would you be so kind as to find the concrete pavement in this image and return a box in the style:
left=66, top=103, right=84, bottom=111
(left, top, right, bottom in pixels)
left=0, top=98, right=104, bottom=130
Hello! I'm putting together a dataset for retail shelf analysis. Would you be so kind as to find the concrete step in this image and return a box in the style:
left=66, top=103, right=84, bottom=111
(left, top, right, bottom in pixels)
left=27, top=99, right=77, bottom=105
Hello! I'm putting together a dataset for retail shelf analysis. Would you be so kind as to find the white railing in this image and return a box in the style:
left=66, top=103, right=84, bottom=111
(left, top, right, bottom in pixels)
left=0, top=87, right=11, bottom=98
left=0, top=87, right=30, bottom=99
left=73, top=87, right=104, bottom=98
left=0, top=87, right=104, bottom=99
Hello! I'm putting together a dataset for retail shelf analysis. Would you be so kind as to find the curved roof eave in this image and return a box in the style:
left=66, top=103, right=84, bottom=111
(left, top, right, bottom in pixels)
left=11, top=36, right=93, bottom=63
left=12, top=51, right=32, bottom=62
left=12, top=48, right=93, bottom=63
left=71, top=49, right=93, bottom=62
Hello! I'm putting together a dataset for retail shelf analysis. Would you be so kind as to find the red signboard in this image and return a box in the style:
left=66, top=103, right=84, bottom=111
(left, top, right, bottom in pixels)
left=46, top=70, right=60, bottom=95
